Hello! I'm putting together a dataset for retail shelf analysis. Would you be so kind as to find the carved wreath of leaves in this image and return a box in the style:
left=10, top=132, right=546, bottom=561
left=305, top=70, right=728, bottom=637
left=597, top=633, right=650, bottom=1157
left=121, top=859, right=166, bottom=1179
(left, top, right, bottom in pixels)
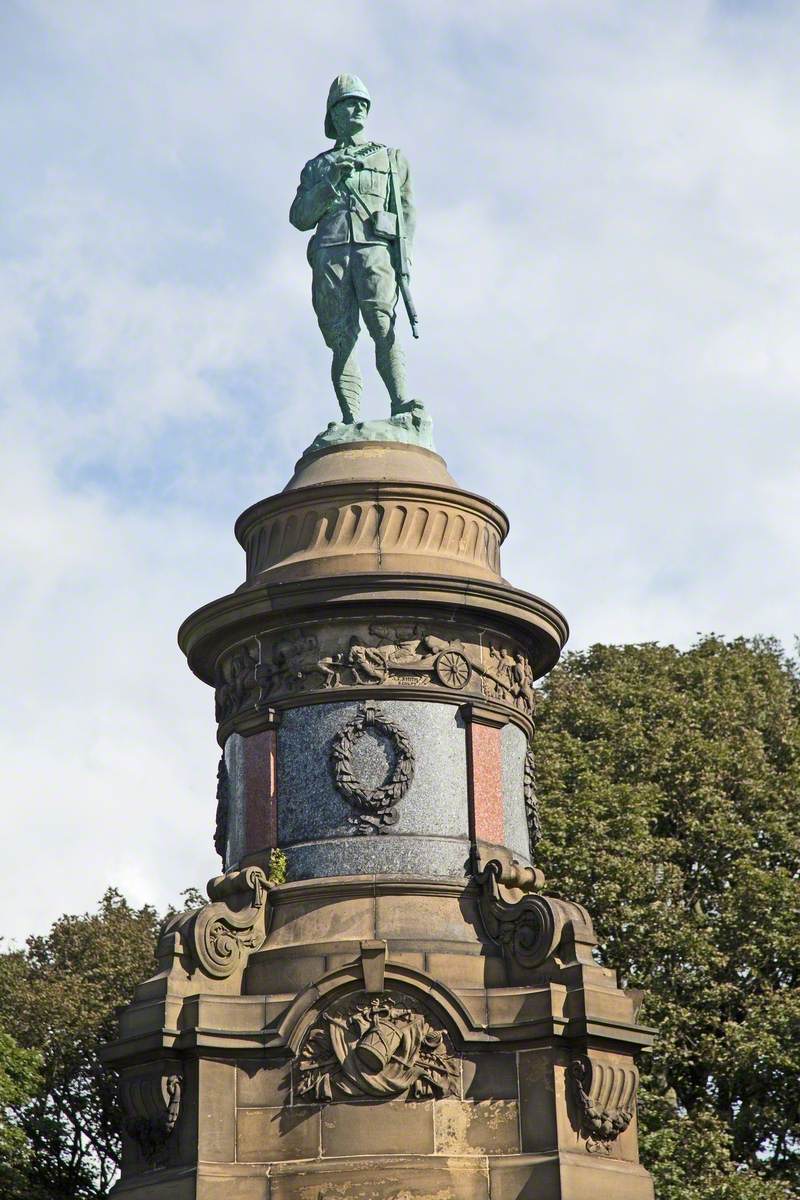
left=213, top=755, right=229, bottom=864
left=523, top=746, right=542, bottom=852
left=330, top=705, right=415, bottom=834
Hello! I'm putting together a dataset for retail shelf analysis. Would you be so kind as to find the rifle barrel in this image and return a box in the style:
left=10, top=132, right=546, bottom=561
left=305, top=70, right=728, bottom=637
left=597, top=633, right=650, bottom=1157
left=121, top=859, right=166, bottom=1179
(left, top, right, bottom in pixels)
left=399, top=276, right=420, bottom=339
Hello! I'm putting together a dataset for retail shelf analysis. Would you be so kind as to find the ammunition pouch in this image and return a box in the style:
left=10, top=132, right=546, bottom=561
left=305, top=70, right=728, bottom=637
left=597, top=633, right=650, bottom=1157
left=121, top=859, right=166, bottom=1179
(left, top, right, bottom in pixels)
left=370, top=210, right=398, bottom=241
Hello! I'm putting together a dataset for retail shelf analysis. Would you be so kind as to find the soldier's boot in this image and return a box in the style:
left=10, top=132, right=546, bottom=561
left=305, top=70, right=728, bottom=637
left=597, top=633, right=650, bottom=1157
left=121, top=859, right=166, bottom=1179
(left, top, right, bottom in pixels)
left=331, top=342, right=363, bottom=423
left=375, top=333, right=410, bottom=415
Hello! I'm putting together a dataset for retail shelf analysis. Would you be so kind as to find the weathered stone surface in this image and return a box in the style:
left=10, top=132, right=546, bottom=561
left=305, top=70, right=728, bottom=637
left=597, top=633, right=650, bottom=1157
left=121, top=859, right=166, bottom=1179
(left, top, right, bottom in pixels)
left=518, top=1049, right=561, bottom=1153
left=269, top=1155, right=490, bottom=1200
left=373, top=888, right=476, bottom=942
left=298, top=991, right=457, bottom=1105
left=321, top=1099, right=435, bottom=1157
left=197, top=1177, right=269, bottom=1200
left=236, top=1060, right=292, bottom=1108
left=254, top=886, right=376, bottom=949
left=236, top=1105, right=321, bottom=1163
left=461, top=1052, right=519, bottom=1101
left=111, top=1175, right=200, bottom=1200
left=196, top=1060, right=235, bottom=1162
left=435, top=1097, right=520, bottom=1155
left=283, top=440, right=455, bottom=490
left=557, top=1151, right=655, bottom=1198
left=237, top=445, right=506, bottom=588
left=219, top=621, right=538, bottom=738
left=425, top=949, right=506, bottom=989
left=104, top=392, right=657, bottom=1198
left=488, top=1154, right=562, bottom=1199
left=179, top=442, right=569, bottom=731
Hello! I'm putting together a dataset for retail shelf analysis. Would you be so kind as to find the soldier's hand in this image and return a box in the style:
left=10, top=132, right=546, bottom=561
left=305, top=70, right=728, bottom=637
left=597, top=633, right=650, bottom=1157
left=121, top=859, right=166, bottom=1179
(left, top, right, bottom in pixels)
left=329, top=155, right=357, bottom=186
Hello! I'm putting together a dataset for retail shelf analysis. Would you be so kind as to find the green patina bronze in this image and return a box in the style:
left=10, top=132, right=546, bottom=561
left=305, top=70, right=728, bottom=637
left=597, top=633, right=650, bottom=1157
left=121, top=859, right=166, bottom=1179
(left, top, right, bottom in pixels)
left=290, top=74, right=432, bottom=454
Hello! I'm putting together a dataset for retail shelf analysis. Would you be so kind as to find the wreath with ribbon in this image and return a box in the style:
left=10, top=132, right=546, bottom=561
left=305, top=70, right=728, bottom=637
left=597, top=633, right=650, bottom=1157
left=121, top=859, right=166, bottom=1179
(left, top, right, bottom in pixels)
left=330, top=703, right=415, bottom=834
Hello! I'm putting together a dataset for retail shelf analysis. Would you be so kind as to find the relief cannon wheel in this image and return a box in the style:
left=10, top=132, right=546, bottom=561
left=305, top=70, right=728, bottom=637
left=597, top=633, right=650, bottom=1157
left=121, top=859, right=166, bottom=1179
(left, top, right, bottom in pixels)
left=434, top=649, right=471, bottom=690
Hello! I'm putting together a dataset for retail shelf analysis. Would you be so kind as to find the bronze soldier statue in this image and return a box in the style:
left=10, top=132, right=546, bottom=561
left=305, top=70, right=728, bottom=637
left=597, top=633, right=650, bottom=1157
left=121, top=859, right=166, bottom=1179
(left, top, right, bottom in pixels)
left=290, top=74, right=417, bottom=424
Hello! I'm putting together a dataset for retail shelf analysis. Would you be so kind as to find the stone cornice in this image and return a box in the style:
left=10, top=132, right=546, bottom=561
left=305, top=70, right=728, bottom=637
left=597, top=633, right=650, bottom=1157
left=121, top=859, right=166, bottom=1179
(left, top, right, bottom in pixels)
left=178, top=572, right=568, bottom=686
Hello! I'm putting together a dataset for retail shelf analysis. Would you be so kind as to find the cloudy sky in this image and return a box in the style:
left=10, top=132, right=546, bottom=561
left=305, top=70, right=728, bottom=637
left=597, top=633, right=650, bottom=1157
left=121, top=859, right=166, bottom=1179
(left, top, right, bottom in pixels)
left=2, top=0, right=798, bottom=944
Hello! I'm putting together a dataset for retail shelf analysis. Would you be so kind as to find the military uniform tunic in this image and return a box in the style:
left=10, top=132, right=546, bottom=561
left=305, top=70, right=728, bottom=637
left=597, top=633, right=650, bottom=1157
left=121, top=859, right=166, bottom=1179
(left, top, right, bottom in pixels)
left=290, top=142, right=415, bottom=351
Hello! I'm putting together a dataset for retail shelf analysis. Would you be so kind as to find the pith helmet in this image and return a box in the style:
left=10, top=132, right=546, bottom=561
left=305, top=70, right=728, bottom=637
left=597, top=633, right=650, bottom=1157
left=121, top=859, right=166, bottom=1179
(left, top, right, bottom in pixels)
left=325, top=73, right=371, bottom=138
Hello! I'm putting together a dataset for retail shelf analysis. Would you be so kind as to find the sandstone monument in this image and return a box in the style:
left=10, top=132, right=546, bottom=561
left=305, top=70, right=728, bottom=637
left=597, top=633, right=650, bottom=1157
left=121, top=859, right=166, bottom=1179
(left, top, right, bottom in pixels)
left=103, top=76, right=655, bottom=1200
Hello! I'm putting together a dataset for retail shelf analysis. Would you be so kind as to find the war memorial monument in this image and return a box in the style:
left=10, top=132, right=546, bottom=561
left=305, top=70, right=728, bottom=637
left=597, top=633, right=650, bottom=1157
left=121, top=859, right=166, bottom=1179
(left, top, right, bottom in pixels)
left=104, top=75, right=656, bottom=1199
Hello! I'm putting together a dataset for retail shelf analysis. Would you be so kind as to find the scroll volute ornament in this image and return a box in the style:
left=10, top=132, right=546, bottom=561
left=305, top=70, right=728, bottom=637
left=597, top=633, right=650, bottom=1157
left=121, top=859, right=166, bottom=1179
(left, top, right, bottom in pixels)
left=120, top=1066, right=182, bottom=1166
left=191, top=866, right=271, bottom=978
left=155, top=865, right=271, bottom=983
left=475, top=858, right=596, bottom=973
left=570, top=1054, right=638, bottom=1154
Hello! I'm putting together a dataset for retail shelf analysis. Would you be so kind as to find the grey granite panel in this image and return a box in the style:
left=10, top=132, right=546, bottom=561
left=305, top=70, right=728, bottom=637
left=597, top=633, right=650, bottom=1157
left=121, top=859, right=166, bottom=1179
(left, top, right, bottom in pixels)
left=278, top=700, right=468, bottom=844
left=224, top=733, right=247, bottom=867
left=277, top=700, right=470, bottom=879
left=285, top=835, right=471, bottom=882
left=501, top=722, right=530, bottom=864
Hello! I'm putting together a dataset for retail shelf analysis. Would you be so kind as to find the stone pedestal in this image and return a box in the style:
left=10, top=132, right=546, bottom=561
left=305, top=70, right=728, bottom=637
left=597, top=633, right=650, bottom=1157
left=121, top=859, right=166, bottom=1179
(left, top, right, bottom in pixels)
left=103, top=441, right=655, bottom=1199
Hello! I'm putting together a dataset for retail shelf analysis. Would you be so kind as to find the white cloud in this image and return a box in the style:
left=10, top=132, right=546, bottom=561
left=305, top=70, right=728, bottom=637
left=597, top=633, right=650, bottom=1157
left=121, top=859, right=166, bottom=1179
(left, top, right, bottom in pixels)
left=1, top=0, right=798, bottom=942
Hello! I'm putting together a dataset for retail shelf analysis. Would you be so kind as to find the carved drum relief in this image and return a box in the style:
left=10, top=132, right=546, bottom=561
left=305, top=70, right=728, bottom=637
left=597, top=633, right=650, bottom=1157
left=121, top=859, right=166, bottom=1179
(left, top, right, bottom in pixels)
left=214, top=618, right=537, bottom=729
left=297, top=990, right=458, bottom=1102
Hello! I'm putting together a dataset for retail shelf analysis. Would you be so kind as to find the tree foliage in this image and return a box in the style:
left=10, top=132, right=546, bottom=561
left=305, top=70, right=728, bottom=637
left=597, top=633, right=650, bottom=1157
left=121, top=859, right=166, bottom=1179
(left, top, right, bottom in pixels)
left=0, top=1028, right=43, bottom=1200
left=0, top=890, right=161, bottom=1198
left=535, top=636, right=800, bottom=1198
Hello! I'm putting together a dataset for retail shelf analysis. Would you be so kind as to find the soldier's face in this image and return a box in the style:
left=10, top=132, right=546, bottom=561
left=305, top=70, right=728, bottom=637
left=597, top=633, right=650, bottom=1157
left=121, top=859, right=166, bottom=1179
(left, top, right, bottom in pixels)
left=331, top=97, right=369, bottom=138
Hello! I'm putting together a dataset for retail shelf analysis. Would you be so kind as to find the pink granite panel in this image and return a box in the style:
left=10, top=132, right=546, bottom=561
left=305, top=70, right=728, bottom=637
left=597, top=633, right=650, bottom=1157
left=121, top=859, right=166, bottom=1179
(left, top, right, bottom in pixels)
left=468, top=721, right=504, bottom=845
left=242, top=729, right=277, bottom=854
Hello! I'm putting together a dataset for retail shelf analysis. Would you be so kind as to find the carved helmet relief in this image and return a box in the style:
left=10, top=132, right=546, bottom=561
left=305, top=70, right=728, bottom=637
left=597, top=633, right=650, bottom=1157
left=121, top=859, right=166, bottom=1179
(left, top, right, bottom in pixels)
left=297, top=990, right=458, bottom=1102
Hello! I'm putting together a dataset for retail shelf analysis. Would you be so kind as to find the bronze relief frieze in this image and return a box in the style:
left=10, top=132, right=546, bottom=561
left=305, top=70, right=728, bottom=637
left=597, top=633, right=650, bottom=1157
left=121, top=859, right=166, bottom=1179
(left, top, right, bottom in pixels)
left=213, top=617, right=537, bottom=737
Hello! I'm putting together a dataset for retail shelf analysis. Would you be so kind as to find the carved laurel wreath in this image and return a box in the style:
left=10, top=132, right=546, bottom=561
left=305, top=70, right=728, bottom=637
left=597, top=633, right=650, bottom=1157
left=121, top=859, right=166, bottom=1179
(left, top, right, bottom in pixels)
left=523, top=746, right=541, bottom=853
left=331, top=702, right=415, bottom=834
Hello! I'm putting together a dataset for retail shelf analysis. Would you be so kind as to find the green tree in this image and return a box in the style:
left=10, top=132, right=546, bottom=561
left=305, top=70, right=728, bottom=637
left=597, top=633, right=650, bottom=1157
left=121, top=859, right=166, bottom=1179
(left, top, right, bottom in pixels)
left=534, top=636, right=800, bottom=1199
left=0, top=1029, right=43, bottom=1200
left=0, top=889, right=162, bottom=1198
left=0, top=870, right=285, bottom=1197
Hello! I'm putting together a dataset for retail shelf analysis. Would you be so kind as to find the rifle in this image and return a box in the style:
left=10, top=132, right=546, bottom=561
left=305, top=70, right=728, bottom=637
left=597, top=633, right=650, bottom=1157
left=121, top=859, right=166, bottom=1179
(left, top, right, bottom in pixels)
left=337, top=149, right=419, bottom=339
left=388, top=150, right=419, bottom=338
